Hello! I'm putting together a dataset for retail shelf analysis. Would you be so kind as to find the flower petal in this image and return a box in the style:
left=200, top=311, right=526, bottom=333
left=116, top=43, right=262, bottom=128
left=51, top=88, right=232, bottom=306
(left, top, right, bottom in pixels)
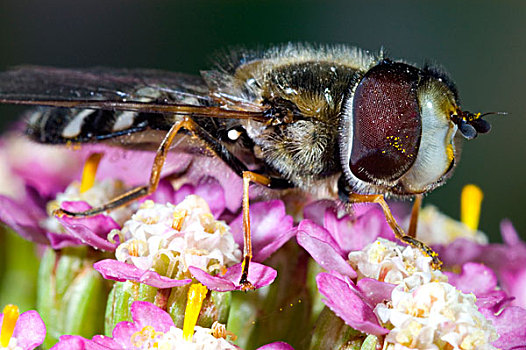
left=0, top=194, right=48, bottom=244
left=297, top=219, right=343, bottom=255
left=93, top=146, right=192, bottom=187
left=356, top=278, right=395, bottom=306
left=130, top=301, right=174, bottom=332
left=47, top=232, right=84, bottom=249
left=58, top=201, right=121, bottom=251
left=296, top=228, right=357, bottom=279
left=174, top=176, right=226, bottom=218
left=433, top=238, right=485, bottom=267
left=189, top=262, right=277, bottom=292
left=500, top=219, right=522, bottom=247
left=52, top=335, right=112, bottom=350
left=93, top=260, right=191, bottom=288
left=256, top=342, right=295, bottom=350
left=482, top=306, right=526, bottom=350
left=476, top=290, right=512, bottom=313
left=303, top=200, right=337, bottom=226
left=230, top=200, right=294, bottom=262
left=105, top=321, right=136, bottom=349
left=316, top=272, right=388, bottom=335
left=13, top=310, right=46, bottom=350
left=324, top=205, right=391, bottom=253
left=445, top=262, right=497, bottom=296
left=142, top=179, right=175, bottom=205
left=181, top=156, right=242, bottom=213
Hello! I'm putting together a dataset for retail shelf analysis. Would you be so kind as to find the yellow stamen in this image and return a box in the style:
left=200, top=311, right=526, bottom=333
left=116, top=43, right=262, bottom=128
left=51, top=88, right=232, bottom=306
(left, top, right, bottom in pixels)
left=172, top=209, right=188, bottom=231
left=182, top=283, right=208, bottom=341
left=211, top=321, right=237, bottom=341
left=129, top=240, right=139, bottom=257
left=80, top=153, right=103, bottom=193
left=1, top=305, right=20, bottom=347
left=131, top=325, right=161, bottom=347
left=461, top=184, right=483, bottom=231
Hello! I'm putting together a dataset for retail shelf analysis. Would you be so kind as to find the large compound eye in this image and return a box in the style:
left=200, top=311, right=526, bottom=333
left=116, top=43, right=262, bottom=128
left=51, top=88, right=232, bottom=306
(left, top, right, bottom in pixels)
left=350, top=61, right=422, bottom=183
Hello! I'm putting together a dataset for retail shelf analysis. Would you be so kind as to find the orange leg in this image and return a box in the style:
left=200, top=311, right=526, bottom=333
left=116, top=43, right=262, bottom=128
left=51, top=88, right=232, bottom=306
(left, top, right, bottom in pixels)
left=347, top=193, right=442, bottom=270
left=408, top=194, right=423, bottom=238
left=239, top=171, right=271, bottom=291
left=55, top=117, right=195, bottom=217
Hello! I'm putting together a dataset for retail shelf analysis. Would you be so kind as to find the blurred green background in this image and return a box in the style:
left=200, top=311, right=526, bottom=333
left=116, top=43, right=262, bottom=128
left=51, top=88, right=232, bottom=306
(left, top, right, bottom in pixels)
left=0, top=0, right=524, bottom=241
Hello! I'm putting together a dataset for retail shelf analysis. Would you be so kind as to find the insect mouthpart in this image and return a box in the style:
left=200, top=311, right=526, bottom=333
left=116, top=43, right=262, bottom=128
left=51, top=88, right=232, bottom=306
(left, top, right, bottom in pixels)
left=450, top=109, right=492, bottom=140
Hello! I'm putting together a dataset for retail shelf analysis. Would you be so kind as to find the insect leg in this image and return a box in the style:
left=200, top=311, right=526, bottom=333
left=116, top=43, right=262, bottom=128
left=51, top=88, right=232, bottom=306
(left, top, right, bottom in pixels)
left=240, top=171, right=271, bottom=291
left=407, top=194, right=423, bottom=238
left=55, top=117, right=196, bottom=217
left=346, top=193, right=442, bottom=270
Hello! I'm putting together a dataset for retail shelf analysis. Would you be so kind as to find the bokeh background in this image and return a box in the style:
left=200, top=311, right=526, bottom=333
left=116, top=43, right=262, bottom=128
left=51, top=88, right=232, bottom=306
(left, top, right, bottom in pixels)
left=0, top=0, right=524, bottom=241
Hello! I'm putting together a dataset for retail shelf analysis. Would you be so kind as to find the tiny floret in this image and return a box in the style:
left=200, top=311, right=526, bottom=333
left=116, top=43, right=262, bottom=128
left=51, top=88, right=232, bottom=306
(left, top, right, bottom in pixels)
left=114, top=195, right=242, bottom=279
left=41, top=178, right=133, bottom=232
left=381, top=282, right=498, bottom=350
left=348, top=238, right=446, bottom=286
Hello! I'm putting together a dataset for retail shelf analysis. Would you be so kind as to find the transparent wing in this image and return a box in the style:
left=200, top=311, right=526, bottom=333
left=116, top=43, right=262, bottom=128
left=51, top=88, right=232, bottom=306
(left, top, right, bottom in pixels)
left=0, top=66, right=266, bottom=119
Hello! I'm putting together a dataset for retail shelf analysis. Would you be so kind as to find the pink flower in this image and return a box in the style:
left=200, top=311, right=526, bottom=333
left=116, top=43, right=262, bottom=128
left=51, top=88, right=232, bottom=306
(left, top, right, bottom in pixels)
left=51, top=301, right=292, bottom=350
left=316, top=271, right=391, bottom=335
left=435, top=220, right=526, bottom=308
left=0, top=136, right=190, bottom=250
left=94, top=192, right=294, bottom=292
left=446, top=262, right=526, bottom=349
left=0, top=306, right=46, bottom=350
left=296, top=200, right=406, bottom=280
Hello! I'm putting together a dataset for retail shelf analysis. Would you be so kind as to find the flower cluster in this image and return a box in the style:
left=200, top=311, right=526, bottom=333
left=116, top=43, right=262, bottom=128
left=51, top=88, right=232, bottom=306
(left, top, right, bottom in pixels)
left=114, top=196, right=242, bottom=278
left=298, top=198, right=526, bottom=349
left=0, top=130, right=525, bottom=350
left=51, top=301, right=293, bottom=350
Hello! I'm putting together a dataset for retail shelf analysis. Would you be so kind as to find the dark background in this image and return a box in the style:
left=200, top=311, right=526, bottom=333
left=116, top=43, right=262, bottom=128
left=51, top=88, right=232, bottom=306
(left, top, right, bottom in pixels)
left=0, top=0, right=524, bottom=241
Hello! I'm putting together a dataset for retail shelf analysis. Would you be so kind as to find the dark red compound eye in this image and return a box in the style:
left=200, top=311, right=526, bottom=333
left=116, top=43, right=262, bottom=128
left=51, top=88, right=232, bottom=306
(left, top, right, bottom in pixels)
left=350, top=61, right=422, bottom=183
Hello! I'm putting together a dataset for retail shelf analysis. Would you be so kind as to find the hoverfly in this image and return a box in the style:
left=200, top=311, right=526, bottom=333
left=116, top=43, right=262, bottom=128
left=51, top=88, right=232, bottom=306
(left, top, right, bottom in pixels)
left=0, top=44, right=492, bottom=289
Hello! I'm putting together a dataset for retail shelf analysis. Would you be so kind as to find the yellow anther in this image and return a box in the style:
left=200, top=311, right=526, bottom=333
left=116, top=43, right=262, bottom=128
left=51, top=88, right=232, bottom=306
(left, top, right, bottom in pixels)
left=211, top=321, right=237, bottom=341
left=461, top=184, right=483, bottom=231
left=131, top=325, right=160, bottom=347
left=182, top=283, right=208, bottom=341
left=80, top=153, right=103, bottom=193
left=172, top=209, right=188, bottom=231
left=0, top=304, right=19, bottom=347
left=129, top=240, right=140, bottom=257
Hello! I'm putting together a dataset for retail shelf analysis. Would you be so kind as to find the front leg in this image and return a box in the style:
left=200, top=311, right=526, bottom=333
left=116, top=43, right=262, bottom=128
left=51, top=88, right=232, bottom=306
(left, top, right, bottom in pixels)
left=338, top=176, right=441, bottom=269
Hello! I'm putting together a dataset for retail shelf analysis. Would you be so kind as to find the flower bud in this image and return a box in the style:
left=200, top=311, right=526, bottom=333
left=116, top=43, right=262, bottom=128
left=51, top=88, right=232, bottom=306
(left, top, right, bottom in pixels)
left=104, top=281, right=231, bottom=336
left=309, top=307, right=366, bottom=350
left=37, top=247, right=109, bottom=349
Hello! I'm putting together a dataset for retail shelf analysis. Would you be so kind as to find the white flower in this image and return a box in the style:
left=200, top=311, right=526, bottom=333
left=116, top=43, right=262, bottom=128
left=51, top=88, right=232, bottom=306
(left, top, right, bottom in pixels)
left=348, top=238, right=446, bottom=286
left=40, top=179, right=134, bottom=233
left=382, top=282, right=498, bottom=350
left=114, top=195, right=242, bottom=279
left=132, top=325, right=237, bottom=350
left=1, top=336, right=23, bottom=350
left=353, top=239, right=499, bottom=349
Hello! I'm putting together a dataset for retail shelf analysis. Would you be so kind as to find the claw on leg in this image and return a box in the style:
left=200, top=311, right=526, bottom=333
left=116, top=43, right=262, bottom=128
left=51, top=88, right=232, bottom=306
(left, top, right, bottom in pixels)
left=347, top=192, right=442, bottom=270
